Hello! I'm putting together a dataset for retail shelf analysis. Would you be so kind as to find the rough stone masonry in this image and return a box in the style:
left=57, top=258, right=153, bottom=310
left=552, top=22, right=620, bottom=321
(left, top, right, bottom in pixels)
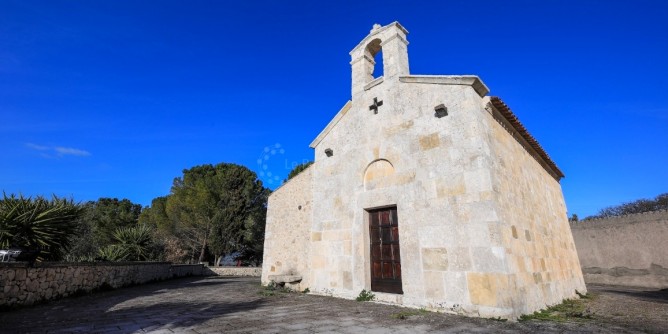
left=262, top=22, right=585, bottom=320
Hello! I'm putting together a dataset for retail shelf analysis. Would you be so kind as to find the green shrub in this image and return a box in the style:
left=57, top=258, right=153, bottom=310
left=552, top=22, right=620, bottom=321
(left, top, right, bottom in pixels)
left=97, top=244, right=128, bottom=261
left=518, top=298, right=594, bottom=322
left=0, top=193, right=82, bottom=261
left=356, top=289, right=375, bottom=302
left=112, top=225, right=155, bottom=261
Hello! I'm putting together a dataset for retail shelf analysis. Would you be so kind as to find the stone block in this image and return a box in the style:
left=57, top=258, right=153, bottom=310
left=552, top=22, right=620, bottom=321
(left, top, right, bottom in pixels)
left=16, top=269, right=26, bottom=281
left=419, top=133, right=440, bottom=151
left=436, top=174, right=466, bottom=198
left=471, top=247, right=506, bottom=272
left=443, top=271, right=468, bottom=303
left=423, top=271, right=445, bottom=299
left=268, top=275, right=302, bottom=284
left=342, top=271, right=353, bottom=290
left=418, top=225, right=454, bottom=247
left=421, top=248, right=448, bottom=271
left=464, top=169, right=492, bottom=193
left=312, top=256, right=327, bottom=269
left=447, top=247, right=472, bottom=271
left=343, top=241, right=352, bottom=256
left=467, top=224, right=491, bottom=246
left=467, top=272, right=498, bottom=307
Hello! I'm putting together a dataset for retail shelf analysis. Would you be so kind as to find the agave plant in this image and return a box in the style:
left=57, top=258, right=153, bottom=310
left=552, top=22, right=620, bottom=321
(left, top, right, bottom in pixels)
left=0, top=193, right=83, bottom=261
left=111, top=224, right=155, bottom=261
left=97, top=244, right=128, bottom=261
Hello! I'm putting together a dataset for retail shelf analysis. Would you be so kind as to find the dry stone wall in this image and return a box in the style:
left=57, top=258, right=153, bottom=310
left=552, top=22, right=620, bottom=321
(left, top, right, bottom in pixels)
left=0, top=262, right=203, bottom=308
left=205, top=266, right=261, bottom=277
left=570, top=210, right=668, bottom=288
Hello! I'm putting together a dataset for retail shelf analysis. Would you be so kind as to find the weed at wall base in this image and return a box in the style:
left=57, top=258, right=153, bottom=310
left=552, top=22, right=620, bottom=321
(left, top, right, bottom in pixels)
left=356, top=289, right=375, bottom=302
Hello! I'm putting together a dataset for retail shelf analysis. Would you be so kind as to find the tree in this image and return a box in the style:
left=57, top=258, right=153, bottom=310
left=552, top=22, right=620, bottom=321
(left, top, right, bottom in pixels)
left=84, top=198, right=142, bottom=246
left=139, top=196, right=190, bottom=262
left=139, top=196, right=172, bottom=232
left=65, top=197, right=143, bottom=261
left=586, top=193, right=668, bottom=220
left=163, top=163, right=270, bottom=264
left=142, top=196, right=204, bottom=263
left=0, top=193, right=83, bottom=261
left=238, top=211, right=267, bottom=265
left=285, top=161, right=313, bottom=182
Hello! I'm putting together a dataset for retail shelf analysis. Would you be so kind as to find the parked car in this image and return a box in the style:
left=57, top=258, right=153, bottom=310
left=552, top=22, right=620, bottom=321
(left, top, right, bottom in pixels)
left=0, top=247, right=40, bottom=264
left=218, top=252, right=242, bottom=266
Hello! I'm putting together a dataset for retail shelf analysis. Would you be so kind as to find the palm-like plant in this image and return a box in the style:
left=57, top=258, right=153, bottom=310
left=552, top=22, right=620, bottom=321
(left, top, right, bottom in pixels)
left=0, top=193, right=82, bottom=261
left=111, top=225, right=154, bottom=261
left=97, top=244, right=128, bottom=261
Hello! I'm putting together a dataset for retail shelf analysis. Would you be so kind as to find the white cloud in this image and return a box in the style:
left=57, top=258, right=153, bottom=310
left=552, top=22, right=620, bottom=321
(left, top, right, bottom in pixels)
left=24, top=143, right=91, bottom=158
left=54, top=146, right=91, bottom=157
left=25, top=143, right=50, bottom=151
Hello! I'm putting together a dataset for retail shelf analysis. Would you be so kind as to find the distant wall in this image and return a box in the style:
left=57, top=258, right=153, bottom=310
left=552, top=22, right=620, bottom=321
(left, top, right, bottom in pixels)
left=205, top=266, right=261, bottom=277
left=0, top=262, right=203, bottom=308
left=570, top=210, right=668, bottom=288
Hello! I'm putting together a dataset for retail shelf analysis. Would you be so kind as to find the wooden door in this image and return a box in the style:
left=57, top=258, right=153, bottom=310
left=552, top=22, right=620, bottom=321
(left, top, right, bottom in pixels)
left=369, top=207, right=402, bottom=294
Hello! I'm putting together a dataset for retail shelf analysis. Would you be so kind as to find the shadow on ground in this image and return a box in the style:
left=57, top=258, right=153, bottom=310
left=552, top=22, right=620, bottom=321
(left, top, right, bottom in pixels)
left=0, top=276, right=264, bottom=333
left=596, top=286, right=668, bottom=304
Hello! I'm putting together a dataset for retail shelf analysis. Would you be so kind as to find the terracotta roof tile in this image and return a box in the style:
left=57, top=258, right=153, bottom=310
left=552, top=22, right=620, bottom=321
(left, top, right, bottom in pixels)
left=490, top=97, right=565, bottom=180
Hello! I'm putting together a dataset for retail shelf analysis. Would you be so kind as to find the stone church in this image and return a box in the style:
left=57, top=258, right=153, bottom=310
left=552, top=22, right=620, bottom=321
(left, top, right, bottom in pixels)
left=262, top=22, right=585, bottom=319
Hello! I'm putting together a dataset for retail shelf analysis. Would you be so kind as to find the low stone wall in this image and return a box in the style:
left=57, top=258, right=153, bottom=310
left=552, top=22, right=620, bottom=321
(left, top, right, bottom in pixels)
left=171, top=264, right=204, bottom=277
left=0, top=262, right=203, bottom=308
left=570, top=210, right=668, bottom=288
left=205, top=266, right=262, bottom=277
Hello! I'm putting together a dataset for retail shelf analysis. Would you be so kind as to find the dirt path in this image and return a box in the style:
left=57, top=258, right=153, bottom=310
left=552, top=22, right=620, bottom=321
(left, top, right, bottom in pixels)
left=585, top=284, right=668, bottom=332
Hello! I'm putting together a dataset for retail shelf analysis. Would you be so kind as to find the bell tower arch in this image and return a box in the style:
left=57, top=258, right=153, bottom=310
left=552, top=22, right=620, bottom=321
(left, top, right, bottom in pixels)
left=349, top=22, right=410, bottom=98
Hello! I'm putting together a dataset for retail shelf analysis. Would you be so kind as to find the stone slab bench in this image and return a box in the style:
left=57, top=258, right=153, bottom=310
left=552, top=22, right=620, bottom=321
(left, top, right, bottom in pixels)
left=268, top=275, right=302, bottom=284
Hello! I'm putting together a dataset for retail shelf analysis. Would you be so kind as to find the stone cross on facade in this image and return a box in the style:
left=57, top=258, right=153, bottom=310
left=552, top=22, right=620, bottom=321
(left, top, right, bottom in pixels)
left=369, top=97, right=383, bottom=114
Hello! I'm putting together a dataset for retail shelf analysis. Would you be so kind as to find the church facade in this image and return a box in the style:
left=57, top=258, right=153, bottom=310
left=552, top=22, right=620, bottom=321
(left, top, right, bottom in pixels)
left=261, top=22, right=585, bottom=319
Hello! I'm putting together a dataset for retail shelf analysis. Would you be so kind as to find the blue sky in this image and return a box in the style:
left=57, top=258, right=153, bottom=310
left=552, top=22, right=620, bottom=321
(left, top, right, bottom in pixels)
left=1, top=0, right=666, bottom=217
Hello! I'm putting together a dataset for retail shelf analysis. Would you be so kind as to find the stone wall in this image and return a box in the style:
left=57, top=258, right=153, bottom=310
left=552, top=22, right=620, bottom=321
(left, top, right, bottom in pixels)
left=261, top=166, right=312, bottom=291
left=570, top=210, right=668, bottom=288
left=481, top=97, right=586, bottom=317
left=0, top=262, right=203, bottom=308
left=206, top=266, right=262, bottom=277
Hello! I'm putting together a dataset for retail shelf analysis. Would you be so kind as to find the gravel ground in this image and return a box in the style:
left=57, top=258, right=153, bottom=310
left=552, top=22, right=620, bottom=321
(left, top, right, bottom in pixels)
left=584, top=284, right=668, bottom=332
left=0, top=276, right=665, bottom=333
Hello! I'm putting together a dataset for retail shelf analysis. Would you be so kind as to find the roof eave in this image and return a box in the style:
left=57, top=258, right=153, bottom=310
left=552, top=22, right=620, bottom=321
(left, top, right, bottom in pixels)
left=488, top=96, right=565, bottom=181
left=309, top=100, right=352, bottom=149
left=399, top=75, right=489, bottom=97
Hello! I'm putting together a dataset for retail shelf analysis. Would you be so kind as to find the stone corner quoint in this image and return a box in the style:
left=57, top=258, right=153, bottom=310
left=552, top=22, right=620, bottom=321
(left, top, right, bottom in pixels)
left=261, top=21, right=585, bottom=320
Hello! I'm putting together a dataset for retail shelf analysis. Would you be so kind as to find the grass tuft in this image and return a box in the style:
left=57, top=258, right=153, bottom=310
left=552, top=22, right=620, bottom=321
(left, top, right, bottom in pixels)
left=391, top=308, right=429, bottom=319
left=258, top=281, right=291, bottom=297
left=355, top=289, right=375, bottom=302
left=518, top=298, right=594, bottom=322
